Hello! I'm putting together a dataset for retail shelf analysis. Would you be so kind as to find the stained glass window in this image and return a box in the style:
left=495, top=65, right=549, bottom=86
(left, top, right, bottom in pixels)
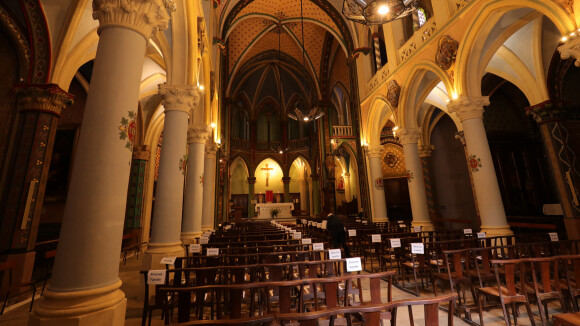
left=417, top=8, right=427, bottom=27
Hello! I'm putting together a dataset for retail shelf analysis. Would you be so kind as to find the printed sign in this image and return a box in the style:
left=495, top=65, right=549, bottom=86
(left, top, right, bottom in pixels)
left=362, top=220, right=368, bottom=224
left=549, top=232, right=559, bottom=242
left=413, top=226, right=422, bottom=233
left=463, top=229, right=473, bottom=234
left=313, top=243, right=324, bottom=250
left=189, top=244, right=201, bottom=253
left=348, top=229, right=357, bottom=237
left=328, top=249, right=342, bottom=259
left=371, top=234, right=381, bottom=243
left=200, top=237, right=209, bottom=244
left=160, top=256, right=176, bottom=265
left=346, top=257, right=363, bottom=272
left=293, top=232, right=302, bottom=240
left=147, top=270, right=166, bottom=285
left=411, top=243, right=424, bottom=254
left=356, top=219, right=361, bottom=223
left=207, top=248, right=219, bottom=256
left=477, top=232, right=486, bottom=239
left=321, top=221, right=327, bottom=228
left=302, top=238, right=312, bottom=245
left=390, top=238, right=401, bottom=248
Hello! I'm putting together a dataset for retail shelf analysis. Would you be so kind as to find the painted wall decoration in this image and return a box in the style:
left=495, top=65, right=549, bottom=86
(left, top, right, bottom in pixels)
left=406, top=170, right=414, bottom=183
left=381, top=143, right=406, bottom=178
left=435, top=35, right=458, bottom=70
left=468, top=154, right=482, bottom=172
left=375, top=177, right=383, bottom=190
left=386, top=80, right=401, bottom=108
left=179, top=154, right=187, bottom=175
left=119, top=111, right=136, bottom=150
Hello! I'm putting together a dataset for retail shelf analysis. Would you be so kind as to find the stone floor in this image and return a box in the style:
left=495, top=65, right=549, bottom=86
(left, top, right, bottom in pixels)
left=0, top=254, right=565, bottom=325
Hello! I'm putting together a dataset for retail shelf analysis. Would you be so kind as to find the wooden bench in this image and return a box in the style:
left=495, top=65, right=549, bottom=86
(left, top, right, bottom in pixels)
left=554, top=311, right=580, bottom=326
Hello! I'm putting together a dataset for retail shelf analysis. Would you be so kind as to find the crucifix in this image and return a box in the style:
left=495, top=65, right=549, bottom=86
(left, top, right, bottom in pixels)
left=261, top=164, right=274, bottom=186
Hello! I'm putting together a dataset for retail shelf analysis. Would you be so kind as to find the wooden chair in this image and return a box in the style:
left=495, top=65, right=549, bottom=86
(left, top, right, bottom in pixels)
left=527, top=256, right=567, bottom=325
left=432, top=248, right=476, bottom=316
left=400, top=243, right=432, bottom=296
left=476, top=258, right=536, bottom=326
left=0, top=260, right=36, bottom=315
left=559, top=254, right=580, bottom=312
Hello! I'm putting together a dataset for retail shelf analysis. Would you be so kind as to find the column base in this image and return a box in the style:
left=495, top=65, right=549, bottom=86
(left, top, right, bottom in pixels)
left=412, top=220, right=434, bottom=231
left=29, top=280, right=126, bottom=326
left=143, top=241, right=184, bottom=270
left=373, top=218, right=389, bottom=223
left=201, top=225, right=212, bottom=232
left=480, top=224, right=514, bottom=237
left=181, top=232, right=203, bottom=244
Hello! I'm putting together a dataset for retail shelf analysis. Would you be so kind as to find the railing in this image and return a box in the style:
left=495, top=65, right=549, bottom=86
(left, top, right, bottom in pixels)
left=399, top=18, right=438, bottom=62
left=288, top=138, right=310, bottom=150
left=454, top=0, right=470, bottom=11
left=367, top=65, right=390, bottom=94
left=230, top=137, right=250, bottom=150
left=256, top=141, right=280, bottom=151
left=332, top=126, right=354, bottom=138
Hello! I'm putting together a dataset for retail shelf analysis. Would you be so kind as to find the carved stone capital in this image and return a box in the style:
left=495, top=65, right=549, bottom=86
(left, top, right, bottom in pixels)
left=366, top=145, right=383, bottom=158
left=159, top=84, right=200, bottom=115
left=132, top=145, right=150, bottom=160
left=187, top=125, right=211, bottom=144
left=525, top=101, right=580, bottom=123
left=282, top=177, right=291, bottom=184
left=92, top=0, right=170, bottom=40
left=204, top=141, right=218, bottom=158
left=418, top=145, right=434, bottom=158
left=446, top=96, right=489, bottom=122
left=15, top=84, right=73, bottom=117
left=558, top=36, right=580, bottom=67
left=343, top=173, right=350, bottom=178
left=247, top=177, right=256, bottom=184
left=398, top=128, right=421, bottom=145
left=298, top=179, right=308, bottom=185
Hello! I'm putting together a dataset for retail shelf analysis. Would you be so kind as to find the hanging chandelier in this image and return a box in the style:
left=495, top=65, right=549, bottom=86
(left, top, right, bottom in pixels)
left=287, top=0, right=325, bottom=122
left=342, top=0, right=418, bottom=25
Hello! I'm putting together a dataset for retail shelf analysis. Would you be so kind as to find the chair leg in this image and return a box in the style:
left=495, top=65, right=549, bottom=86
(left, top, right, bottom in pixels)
left=477, top=293, right=485, bottom=326
left=536, top=299, right=547, bottom=326
left=524, top=301, right=536, bottom=326
left=29, top=285, right=37, bottom=312
left=500, top=300, right=511, bottom=326
left=407, top=305, right=414, bottom=326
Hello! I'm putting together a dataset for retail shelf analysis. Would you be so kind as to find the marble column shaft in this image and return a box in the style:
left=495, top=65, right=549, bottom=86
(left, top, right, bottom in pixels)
left=31, top=1, right=170, bottom=324
left=247, top=177, right=256, bottom=218
left=149, top=86, right=199, bottom=250
left=282, top=176, right=291, bottom=203
left=399, top=129, right=433, bottom=230
left=367, top=146, right=388, bottom=221
left=299, top=179, right=308, bottom=214
left=448, top=96, right=512, bottom=236
left=202, top=142, right=218, bottom=229
left=181, top=125, right=210, bottom=243
left=311, top=174, right=321, bottom=216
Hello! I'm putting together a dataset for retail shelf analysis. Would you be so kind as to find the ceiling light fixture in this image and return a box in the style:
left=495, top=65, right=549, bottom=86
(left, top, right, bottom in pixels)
left=342, top=0, right=418, bottom=25
left=287, top=0, right=325, bottom=122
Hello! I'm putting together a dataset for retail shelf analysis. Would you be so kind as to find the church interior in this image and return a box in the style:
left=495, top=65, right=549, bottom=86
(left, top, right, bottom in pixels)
left=1, top=0, right=580, bottom=325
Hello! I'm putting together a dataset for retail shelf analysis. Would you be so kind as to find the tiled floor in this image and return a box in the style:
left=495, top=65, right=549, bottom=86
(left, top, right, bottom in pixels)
left=0, top=255, right=566, bottom=325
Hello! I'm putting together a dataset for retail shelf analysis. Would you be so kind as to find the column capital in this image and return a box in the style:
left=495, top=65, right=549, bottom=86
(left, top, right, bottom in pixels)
left=247, top=177, right=256, bottom=184
left=558, top=35, right=580, bottom=67
left=159, top=84, right=201, bottom=115
left=398, top=128, right=421, bottom=145
left=366, top=145, right=383, bottom=158
left=92, top=0, right=171, bottom=41
left=15, top=84, right=73, bottom=117
left=525, top=101, right=580, bottom=123
left=298, top=179, right=308, bottom=185
left=418, top=144, right=434, bottom=158
left=132, top=144, right=150, bottom=160
left=447, top=96, right=490, bottom=122
left=204, top=141, right=218, bottom=158
left=343, top=172, right=350, bottom=177
left=187, top=125, right=211, bottom=144
left=310, top=174, right=319, bottom=181
left=282, top=176, right=291, bottom=184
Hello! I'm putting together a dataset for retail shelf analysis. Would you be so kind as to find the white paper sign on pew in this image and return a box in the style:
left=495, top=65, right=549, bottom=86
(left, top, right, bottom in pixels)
left=302, top=238, right=312, bottom=245
left=413, top=226, right=422, bottom=233
left=200, top=237, right=209, bottom=244
left=356, top=219, right=361, bottom=223
left=390, top=238, right=401, bottom=248
left=348, top=229, right=357, bottom=237
left=321, top=220, right=327, bottom=229
left=362, top=220, right=368, bottom=224
left=328, top=249, right=342, bottom=259
left=313, top=243, right=324, bottom=250
left=411, top=243, right=425, bottom=254
left=477, top=232, right=487, bottom=239
left=463, top=229, right=473, bottom=234
left=206, top=248, right=219, bottom=256
left=293, top=232, right=302, bottom=240
left=346, top=257, right=363, bottom=272
left=147, top=270, right=166, bottom=285
left=549, top=232, right=559, bottom=242
left=371, top=234, right=381, bottom=243
left=160, top=256, right=176, bottom=265
left=189, top=244, right=201, bottom=253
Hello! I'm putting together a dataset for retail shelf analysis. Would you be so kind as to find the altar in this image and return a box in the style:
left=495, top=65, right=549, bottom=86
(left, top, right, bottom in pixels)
left=255, top=203, right=294, bottom=219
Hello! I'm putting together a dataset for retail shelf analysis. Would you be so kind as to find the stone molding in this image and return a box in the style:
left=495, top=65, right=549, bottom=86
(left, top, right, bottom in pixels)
left=187, top=125, right=211, bottom=144
left=447, top=96, right=489, bottom=122
left=15, top=84, right=73, bottom=117
left=418, top=144, right=434, bottom=158
left=93, top=0, right=170, bottom=41
left=159, top=84, right=200, bottom=115
left=132, top=145, right=150, bottom=160
left=398, top=128, right=421, bottom=145
left=366, top=145, right=383, bottom=158
left=558, top=36, right=580, bottom=67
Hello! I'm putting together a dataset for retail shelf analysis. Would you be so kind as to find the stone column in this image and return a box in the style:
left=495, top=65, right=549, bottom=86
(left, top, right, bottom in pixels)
left=367, top=146, right=388, bottom=222
left=0, top=85, right=72, bottom=289
left=181, top=124, right=210, bottom=243
left=418, top=145, right=438, bottom=221
left=146, top=86, right=199, bottom=257
left=30, top=2, right=170, bottom=325
left=299, top=179, right=308, bottom=214
left=247, top=177, right=256, bottom=218
left=343, top=172, right=352, bottom=201
left=202, top=142, right=218, bottom=229
left=447, top=96, right=512, bottom=236
left=399, top=129, right=434, bottom=231
left=311, top=174, right=321, bottom=216
left=282, top=176, right=291, bottom=203
left=308, top=177, right=314, bottom=215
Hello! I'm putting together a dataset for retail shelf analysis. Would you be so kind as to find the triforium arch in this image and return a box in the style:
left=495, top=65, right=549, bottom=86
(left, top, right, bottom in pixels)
left=366, top=96, right=395, bottom=147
